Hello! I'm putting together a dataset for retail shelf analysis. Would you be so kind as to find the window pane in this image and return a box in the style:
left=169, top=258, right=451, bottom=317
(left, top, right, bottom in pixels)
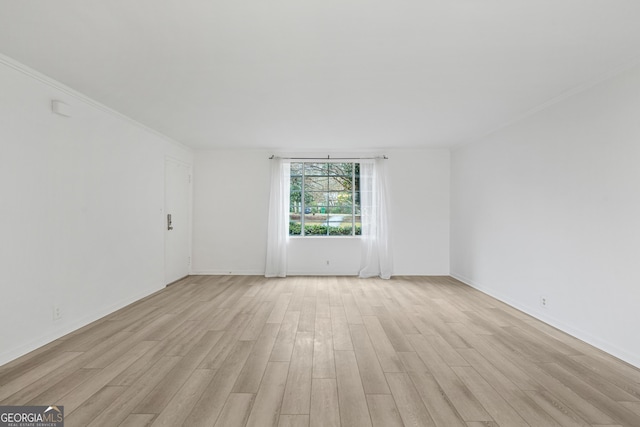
left=328, top=177, right=350, bottom=191
left=305, top=176, right=327, bottom=191
left=289, top=162, right=360, bottom=238
left=329, top=205, right=352, bottom=215
left=305, top=209, right=326, bottom=222
left=304, top=191, right=326, bottom=207
left=328, top=163, right=352, bottom=176
left=326, top=213, right=344, bottom=226
left=289, top=215, right=301, bottom=235
left=329, top=216, right=353, bottom=234
left=326, top=192, right=338, bottom=205
left=328, top=226, right=348, bottom=236
left=329, top=191, right=352, bottom=205
left=305, top=223, right=328, bottom=235
left=290, top=192, right=303, bottom=213
left=305, top=163, right=328, bottom=176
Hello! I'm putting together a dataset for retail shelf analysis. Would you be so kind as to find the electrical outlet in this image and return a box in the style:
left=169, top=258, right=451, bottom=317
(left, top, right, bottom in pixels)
left=540, top=296, right=548, bottom=309
left=53, top=305, right=62, bottom=321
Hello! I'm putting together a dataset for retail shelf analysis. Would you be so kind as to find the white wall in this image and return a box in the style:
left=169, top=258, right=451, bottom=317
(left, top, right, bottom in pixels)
left=451, top=63, right=640, bottom=367
left=390, top=149, right=450, bottom=275
left=191, top=149, right=271, bottom=275
left=192, top=149, right=450, bottom=276
left=0, top=56, right=193, bottom=365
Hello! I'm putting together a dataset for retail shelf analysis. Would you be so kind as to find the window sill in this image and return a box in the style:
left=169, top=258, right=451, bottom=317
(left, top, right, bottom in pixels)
left=289, top=235, right=362, bottom=239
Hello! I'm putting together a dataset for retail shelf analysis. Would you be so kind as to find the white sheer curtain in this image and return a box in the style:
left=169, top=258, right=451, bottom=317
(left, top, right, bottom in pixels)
left=265, top=159, right=290, bottom=277
left=359, top=158, right=393, bottom=279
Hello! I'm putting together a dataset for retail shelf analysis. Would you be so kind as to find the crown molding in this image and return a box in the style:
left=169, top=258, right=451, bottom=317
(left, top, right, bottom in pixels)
left=453, top=54, right=640, bottom=150
left=0, top=52, right=192, bottom=153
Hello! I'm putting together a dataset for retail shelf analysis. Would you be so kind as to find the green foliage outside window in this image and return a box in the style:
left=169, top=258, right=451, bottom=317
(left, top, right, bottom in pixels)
left=289, top=222, right=361, bottom=236
left=289, top=162, right=361, bottom=236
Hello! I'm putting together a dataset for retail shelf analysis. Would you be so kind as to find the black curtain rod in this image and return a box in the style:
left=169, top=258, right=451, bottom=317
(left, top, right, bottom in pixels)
left=269, top=155, right=388, bottom=160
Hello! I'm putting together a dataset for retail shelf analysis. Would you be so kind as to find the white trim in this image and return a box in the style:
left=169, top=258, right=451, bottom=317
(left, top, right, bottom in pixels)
left=192, top=270, right=447, bottom=276
left=190, top=270, right=265, bottom=276
left=191, top=270, right=361, bottom=276
left=0, top=52, right=191, bottom=152
left=289, top=236, right=361, bottom=240
left=287, top=270, right=359, bottom=276
left=453, top=55, right=640, bottom=149
left=450, top=272, right=640, bottom=369
left=164, top=155, right=193, bottom=168
left=0, top=284, right=164, bottom=366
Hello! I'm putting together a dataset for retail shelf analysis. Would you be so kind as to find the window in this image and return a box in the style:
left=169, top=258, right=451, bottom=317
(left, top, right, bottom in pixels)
left=289, top=162, right=361, bottom=236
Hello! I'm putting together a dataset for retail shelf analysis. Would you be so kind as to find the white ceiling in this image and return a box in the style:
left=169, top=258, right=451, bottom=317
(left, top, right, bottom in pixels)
left=1, top=1, right=640, bottom=150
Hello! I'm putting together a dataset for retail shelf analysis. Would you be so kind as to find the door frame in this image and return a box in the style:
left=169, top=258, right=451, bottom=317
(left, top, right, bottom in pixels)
left=164, top=155, right=193, bottom=285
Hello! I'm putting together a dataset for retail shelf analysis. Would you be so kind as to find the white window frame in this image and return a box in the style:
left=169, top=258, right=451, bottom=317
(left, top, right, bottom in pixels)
left=290, top=161, right=360, bottom=237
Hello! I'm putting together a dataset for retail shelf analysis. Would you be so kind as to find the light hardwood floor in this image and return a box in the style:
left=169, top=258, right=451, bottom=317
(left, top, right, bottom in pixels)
left=1, top=276, right=640, bottom=426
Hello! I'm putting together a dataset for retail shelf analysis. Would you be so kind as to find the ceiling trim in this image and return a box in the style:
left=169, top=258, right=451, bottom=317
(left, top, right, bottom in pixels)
left=0, top=52, right=191, bottom=153
left=453, top=53, right=640, bottom=150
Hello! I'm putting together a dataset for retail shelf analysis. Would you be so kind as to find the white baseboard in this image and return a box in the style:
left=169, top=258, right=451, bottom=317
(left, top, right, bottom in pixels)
left=190, top=270, right=448, bottom=277
left=190, top=269, right=264, bottom=276
left=450, top=272, right=640, bottom=369
left=0, top=284, right=164, bottom=367
left=191, top=270, right=357, bottom=276
left=287, top=270, right=359, bottom=276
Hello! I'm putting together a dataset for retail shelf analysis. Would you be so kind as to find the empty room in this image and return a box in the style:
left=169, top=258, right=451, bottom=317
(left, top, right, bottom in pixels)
left=1, top=1, right=640, bottom=426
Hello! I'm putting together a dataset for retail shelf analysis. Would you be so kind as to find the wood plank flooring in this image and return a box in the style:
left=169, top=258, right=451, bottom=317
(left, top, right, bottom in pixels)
left=1, top=275, right=640, bottom=426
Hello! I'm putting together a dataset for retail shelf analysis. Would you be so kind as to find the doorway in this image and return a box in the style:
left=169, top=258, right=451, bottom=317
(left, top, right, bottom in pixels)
left=164, top=157, right=192, bottom=285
